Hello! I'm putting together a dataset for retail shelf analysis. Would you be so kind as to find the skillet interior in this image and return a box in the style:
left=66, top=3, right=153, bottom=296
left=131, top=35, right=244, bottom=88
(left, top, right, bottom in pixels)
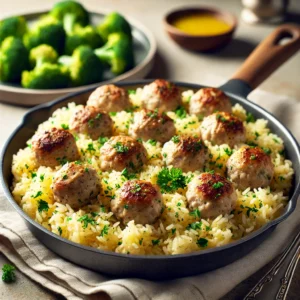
left=1, top=80, right=299, bottom=279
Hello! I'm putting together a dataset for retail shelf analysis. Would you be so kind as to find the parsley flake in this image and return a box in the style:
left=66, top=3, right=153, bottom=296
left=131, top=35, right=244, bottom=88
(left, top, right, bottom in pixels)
left=197, top=238, right=208, bottom=248
left=157, top=167, right=187, bottom=193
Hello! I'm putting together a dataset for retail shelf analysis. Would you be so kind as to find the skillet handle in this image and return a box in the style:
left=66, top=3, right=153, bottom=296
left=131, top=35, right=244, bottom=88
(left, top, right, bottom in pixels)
left=221, top=24, right=300, bottom=97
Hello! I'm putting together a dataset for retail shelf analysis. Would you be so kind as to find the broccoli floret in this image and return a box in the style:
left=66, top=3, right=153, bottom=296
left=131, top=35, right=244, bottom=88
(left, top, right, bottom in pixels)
left=24, top=16, right=66, bottom=54
left=50, top=0, right=89, bottom=34
left=97, top=12, right=132, bottom=42
left=0, top=16, right=27, bottom=44
left=22, top=63, right=70, bottom=89
left=59, top=45, right=103, bottom=86
left=2, top=264, right=16, bottom=283
left=94, top=32, right=134, bottom=75
left=65, top=25, right=103, bottom=55
left=29, top=44, right=58, bottom=68
left=0, top=37, right=29, bottom=82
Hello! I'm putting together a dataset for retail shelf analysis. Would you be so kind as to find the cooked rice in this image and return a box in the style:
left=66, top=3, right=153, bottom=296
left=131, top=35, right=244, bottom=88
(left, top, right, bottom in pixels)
left=11, top=89, right=294, bottom=255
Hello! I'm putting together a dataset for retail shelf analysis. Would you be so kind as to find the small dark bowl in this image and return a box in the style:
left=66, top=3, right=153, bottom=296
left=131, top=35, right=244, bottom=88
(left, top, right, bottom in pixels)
left=164, top=7, right=237, bottom=51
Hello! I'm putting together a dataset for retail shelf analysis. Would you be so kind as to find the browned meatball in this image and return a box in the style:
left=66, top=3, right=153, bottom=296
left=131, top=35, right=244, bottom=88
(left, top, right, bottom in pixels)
left=140, top=79, right=182, bottom=113
left=100, top=136, right=147, bottom=172
left=51, top=162, right=101, bottom=210
left=87, top=84, right=130, bottom=112
left=129, top=109, right=176, bottom=143
left=162, top=136, right=209, bottom=172
left=111, top=180, right=163, bottom=224
left=32, top=128, right=79, bottom=168
left=189, top=87, right=232, bottom=117
left=69, top=106, right=113, bottom=140
left=200, top=112, right=246, bottom=147
left=227, top=146, right=274, bottom=190
left=186, top=173, right=237, bottom=218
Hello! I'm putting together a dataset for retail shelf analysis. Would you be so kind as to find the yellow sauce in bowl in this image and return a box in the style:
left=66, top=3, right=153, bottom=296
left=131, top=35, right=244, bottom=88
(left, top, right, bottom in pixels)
left=172, top=13, right=232, bottom=36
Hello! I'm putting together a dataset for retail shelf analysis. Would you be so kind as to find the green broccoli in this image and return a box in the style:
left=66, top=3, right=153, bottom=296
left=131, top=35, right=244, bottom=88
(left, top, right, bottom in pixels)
left=2, top=264, right=16, bottom=283
left=0, top=37, right=29, bottom=82
left=94, top=32, right=134, bottom=75
left=29, top=44, right=58, bottom=68
left=23, top=16, right=66, bottom=54
left=97, top=12, right=132, bottom=42
left=0, top=16, right=27, bottom=44
left=50, top=0, right=89, bottom=34
left=22, top=63, right=70, bottom=89
left=58, top=45, right=103, bottom=86
left=22, top=44, right=69, bottom=89
left=65, top=25, right=103, bottom=55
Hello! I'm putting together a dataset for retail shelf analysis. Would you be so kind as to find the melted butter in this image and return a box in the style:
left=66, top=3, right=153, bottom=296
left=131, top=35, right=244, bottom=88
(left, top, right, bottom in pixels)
left=172, top=13, right=231, bottom=36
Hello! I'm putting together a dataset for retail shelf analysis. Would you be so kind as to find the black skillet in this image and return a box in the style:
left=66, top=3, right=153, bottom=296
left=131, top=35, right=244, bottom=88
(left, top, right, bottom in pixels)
left=1, top=24, right=300, bottom=279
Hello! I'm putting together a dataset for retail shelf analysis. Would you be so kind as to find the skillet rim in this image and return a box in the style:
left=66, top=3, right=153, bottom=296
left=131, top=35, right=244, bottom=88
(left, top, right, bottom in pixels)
left=1, top=79, right=299, bottom=261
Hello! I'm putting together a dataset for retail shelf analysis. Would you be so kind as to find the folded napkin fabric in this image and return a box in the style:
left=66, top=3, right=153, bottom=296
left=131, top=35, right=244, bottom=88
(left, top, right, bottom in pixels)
left=0, top=81, right=299, bottom=300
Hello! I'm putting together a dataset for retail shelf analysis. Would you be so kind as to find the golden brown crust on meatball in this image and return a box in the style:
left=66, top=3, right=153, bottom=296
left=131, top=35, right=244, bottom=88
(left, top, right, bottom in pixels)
left=100, top=136, right=147, bottom=172
left=87, top=84, right=130, bottom=112
left=69, top=106, right=113, bottom=140
left=111, top=180, right=163, bottom=224
left=200, top=112, right=246, bottom=147
left=226, top=146, right=274, bottom=190
left=51, top=162, right=101, bottom=210
left=189, top=88, right=232, bottom=117
left=129, top=109, right=176, bottom=143
left=140, top=79, right=182, bottom=113
left=186, top=172, right=237, bottom=218
left=32, top=128, right=79, bottom=168
left=162, top=135, right=209, bottom=172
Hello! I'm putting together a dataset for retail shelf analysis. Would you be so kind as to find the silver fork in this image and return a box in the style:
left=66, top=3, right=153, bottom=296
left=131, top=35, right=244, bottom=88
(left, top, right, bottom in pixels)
left=244, top=230, right=300, bottom=300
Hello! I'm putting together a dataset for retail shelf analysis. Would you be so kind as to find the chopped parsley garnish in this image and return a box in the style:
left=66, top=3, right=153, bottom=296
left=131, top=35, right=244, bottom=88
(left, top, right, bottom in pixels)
left=212, top=182, right=224, bottom=189
left=124, top=204, right=129, bottom=210
left=139, top=238, right=143, bottom=245
left=121, top=168, right=137, bottom=180
left=56, top=156, right=68, bottom=165
left=98, top=137, right=108, bottom=147
left=216, top=114, right=227, bottom=122
left=114, top=142, right=129, bottom=153
left=189, top=209, right=201, bottom=218
left=171, top=136, right=180, bottom=143
left=32, top=191, right=42, bottom=198
left=147, top=109, right=158, bottom=118
left=175, top=106, right=187, bottom=119
left=66, top=217, right=72, bottom=221
left=30, top=172, right=37, bottom=179
left=157, top=167, right=187, bottom=193
left=250, top=154, right=256, bottom=160
left=148, top=139, right=157, bottom=146
left=262, top=148, right=272, bottom=155
left=186, top=221, right=202, bottom=230
left=62, top=174, right=68, bottom=180
left=197, top=238, right=208, bottom=248
left=152, top=239, right=160, bottom=246
left=273, top=138, right=280, bottom=144
left=87, top=143, right=95, bottom=152
left=40, top=174, right=45, bottom=182
left=224, top=148, right=233, bottom=156
left=109, top=112, right=117, bottom=116
left=37, top=200, right=49, bottom=213
left=246, top=112, right=255, bottom=123
left=88, top=119, right=94, bottom=127
left=2, top=264, right=16, bottom=283
left=240, top=205, right=259, bottom=217
left=128, top=89, right=136, bottom=95
left=61, top=124, right=69, bottom=130
left=95, top=113, right=102, bottom=120
left=100, top=225, right=109, bottom=237
left=57, top=226, right=62, bottom=235
left=171, top=228, right=176, bottom=235
left=131, top=183, right=142, bottom=193
left=77, top=214, right=97, bottom=229
left=25, top=164, right=29, bottom=169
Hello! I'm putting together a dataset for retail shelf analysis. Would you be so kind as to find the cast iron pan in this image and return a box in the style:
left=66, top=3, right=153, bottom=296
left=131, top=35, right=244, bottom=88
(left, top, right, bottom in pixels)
left=1, top=24, right=300, bottom=280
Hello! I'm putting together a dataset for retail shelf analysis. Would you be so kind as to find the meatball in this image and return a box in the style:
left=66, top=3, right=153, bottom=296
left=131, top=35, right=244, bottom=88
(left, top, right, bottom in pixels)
left=162, top=136, right=209, bottom=172
left=51, top=162, right=101, bottom=210
left=100, top=136, right=147, bottom=172
left=140, top=79, right=182, bottom=113
left=186, top=172, right=237, bottom=218
left=111, top=180, right=163, bottom=224
left=200, top=112, right=246, bottom=147
left=227, top=146, right=274, bottom=190
left=69, top=106, right=113, bottom=140
left=87, top=84, right=130, bottom=112
left=32, top=128, right=79, bottom=168
left=189, top=87, right=232, bottom=117
left=129, top=109, right=176, bottom=143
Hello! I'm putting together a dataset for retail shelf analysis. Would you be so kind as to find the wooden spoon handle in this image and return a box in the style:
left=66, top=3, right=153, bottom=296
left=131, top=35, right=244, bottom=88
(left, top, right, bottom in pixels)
left=231, top=24, right=300, bottom=90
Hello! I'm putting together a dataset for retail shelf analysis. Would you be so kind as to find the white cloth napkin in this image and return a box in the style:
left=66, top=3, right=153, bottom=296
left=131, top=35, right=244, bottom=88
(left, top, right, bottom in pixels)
left=0, top=80, right=299, bottom=300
